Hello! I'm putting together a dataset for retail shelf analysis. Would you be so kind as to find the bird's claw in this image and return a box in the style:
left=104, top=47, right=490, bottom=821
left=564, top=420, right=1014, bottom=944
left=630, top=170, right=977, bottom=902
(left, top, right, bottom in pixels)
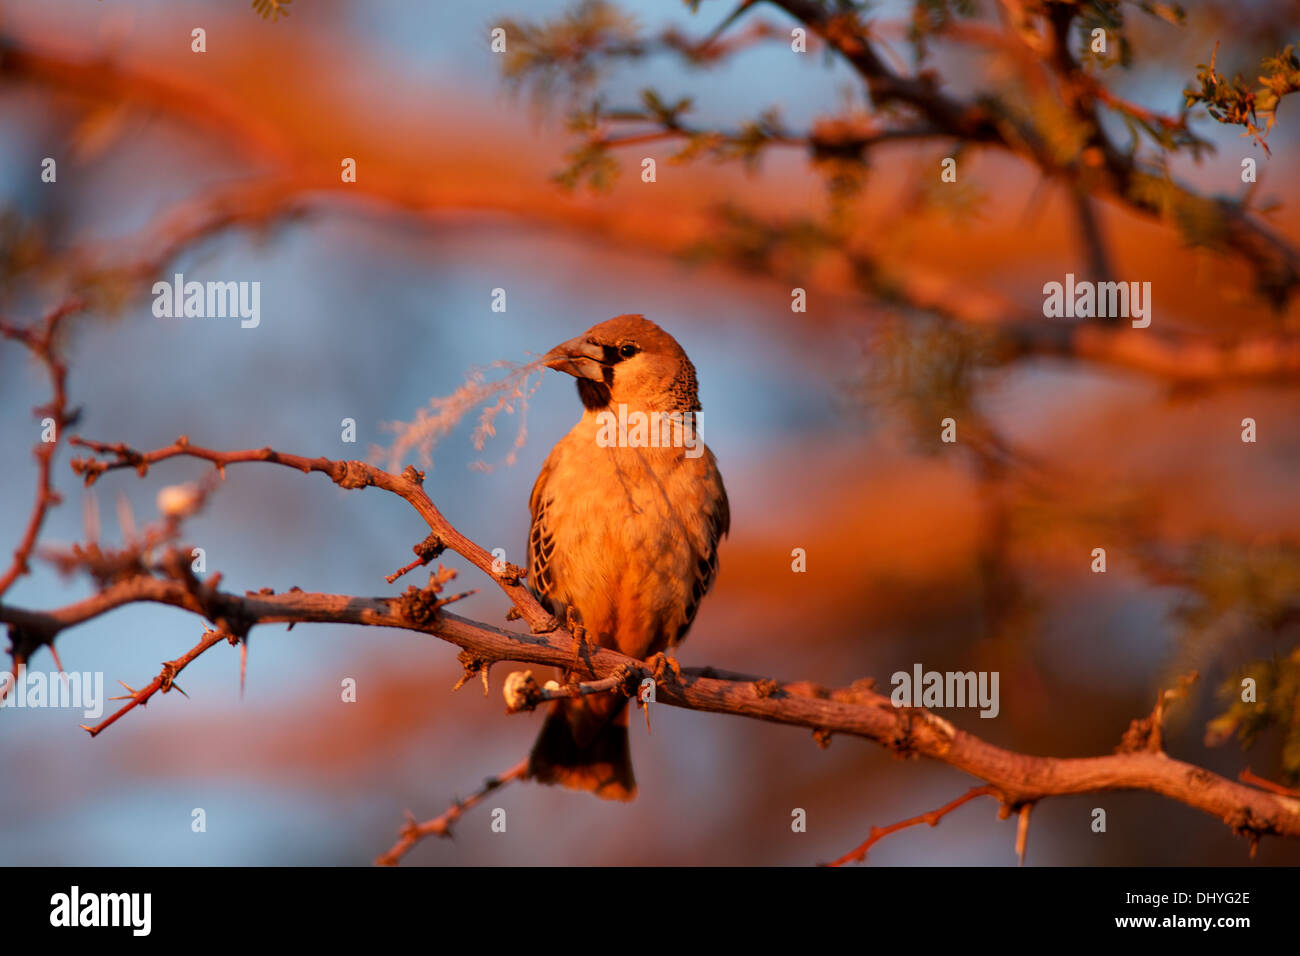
left=646, top=651, right=682, bottom=685
left=565, top=607, right=590, bottom=677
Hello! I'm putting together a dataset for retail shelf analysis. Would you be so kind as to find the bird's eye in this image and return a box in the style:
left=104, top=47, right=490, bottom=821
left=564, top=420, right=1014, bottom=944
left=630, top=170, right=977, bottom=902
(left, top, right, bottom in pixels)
left=619, top=343, right=639, bottom=358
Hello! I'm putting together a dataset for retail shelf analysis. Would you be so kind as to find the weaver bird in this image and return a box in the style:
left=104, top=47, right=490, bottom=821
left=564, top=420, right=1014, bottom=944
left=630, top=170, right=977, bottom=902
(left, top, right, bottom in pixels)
left=527, top=315, right=729, bottom=800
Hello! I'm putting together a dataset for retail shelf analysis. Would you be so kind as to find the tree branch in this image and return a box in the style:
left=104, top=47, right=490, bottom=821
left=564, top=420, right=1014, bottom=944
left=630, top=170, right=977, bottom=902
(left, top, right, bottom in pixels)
left=759, top=0, right=1299, bottom=306
left=375, top=758, right=529, bottom=866
left=1, top=440, right=1298, bottom=855
left=3, top=28, right=1293, bottom=392
left=828, top=784, right=998, bottom=866
left=64, top=434, right=558, bottom=634
left=0, top=300, right=83, bottom=601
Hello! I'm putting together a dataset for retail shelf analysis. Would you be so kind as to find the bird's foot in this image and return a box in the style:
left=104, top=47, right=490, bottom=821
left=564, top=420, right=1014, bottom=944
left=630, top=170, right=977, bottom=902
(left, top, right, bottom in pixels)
left=646, top=651, right=682, bottom=686
left=565, top=608, right=590, bottom=678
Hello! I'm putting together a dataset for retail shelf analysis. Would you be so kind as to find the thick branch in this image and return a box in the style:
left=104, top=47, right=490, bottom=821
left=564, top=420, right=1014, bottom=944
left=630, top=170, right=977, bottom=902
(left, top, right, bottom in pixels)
left=854, top=248, right=1300, bottom=384
left=3, top=566, right=1299, bottom=845
left=0, top=436, right=1292, bottom=854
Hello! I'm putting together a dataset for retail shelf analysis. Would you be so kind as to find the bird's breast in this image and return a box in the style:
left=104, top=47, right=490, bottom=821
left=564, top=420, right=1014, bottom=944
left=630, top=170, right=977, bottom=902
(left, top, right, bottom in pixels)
left=534, top=419, right=723, bottom=659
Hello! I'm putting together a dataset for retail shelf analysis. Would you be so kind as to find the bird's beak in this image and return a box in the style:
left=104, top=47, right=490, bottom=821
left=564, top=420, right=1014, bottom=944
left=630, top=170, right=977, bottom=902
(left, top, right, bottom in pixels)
left=542, top=335, right=606, bottom=381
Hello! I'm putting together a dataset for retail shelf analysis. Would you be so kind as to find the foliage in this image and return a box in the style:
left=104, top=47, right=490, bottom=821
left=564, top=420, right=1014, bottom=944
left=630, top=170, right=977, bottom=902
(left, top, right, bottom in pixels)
left=1208, top=650, right=1300, bottom=783
left=1170, top=541, right=1300, bottom=781
left=1185, top=43, right=1300, bottom=153
left=251, top=0, right=292, bottom=23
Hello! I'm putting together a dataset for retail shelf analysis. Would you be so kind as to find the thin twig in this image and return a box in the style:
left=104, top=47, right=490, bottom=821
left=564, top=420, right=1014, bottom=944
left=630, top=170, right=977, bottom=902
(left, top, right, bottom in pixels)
left=827, top=786, right=998, bottom=866
left=376, top=758, right=529, bottom=866
left=1240, top=768, right=1300, bottom=798
left=82, top=627, right=230, bottom=736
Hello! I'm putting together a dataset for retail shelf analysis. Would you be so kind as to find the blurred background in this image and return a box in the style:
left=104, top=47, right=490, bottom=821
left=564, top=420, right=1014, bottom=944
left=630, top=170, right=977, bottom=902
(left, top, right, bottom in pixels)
left=1, top=0, right=1298, bottom=865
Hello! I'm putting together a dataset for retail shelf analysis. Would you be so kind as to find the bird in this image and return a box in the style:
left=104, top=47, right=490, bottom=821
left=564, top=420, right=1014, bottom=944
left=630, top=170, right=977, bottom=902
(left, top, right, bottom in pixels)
left=525, top=314, right=729, bottom=800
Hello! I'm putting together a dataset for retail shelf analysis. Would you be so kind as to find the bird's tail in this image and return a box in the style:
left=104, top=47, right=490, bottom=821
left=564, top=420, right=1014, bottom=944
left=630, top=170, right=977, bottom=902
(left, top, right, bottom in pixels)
left=528, top=691, right=636, bottom=801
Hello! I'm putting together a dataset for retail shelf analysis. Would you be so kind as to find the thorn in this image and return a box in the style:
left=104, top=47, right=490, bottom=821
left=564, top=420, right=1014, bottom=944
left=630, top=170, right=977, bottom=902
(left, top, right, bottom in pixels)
left=49, top=644, right=66, bottom=679
left=1016, top=803, right=1032, bottom=866
left=82, top=491, right=100, bottom=543
left=116, top=491, right=137, bottom=545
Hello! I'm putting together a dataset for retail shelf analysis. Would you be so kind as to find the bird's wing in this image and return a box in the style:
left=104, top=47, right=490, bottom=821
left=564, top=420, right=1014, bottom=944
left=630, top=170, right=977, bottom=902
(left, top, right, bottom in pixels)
left=527, top=455, right=559, bottom=614
left=674, top=456, right=730, bottom=646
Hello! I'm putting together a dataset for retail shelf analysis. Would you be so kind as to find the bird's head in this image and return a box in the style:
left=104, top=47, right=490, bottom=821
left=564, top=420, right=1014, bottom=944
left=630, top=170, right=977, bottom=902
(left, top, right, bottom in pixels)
left=542, top=314, right=700, bottom=413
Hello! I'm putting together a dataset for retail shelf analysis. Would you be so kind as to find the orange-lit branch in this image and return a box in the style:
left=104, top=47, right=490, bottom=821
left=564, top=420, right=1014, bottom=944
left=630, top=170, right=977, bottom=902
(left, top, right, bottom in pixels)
left=2, top=440, right=1299, bottom=860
